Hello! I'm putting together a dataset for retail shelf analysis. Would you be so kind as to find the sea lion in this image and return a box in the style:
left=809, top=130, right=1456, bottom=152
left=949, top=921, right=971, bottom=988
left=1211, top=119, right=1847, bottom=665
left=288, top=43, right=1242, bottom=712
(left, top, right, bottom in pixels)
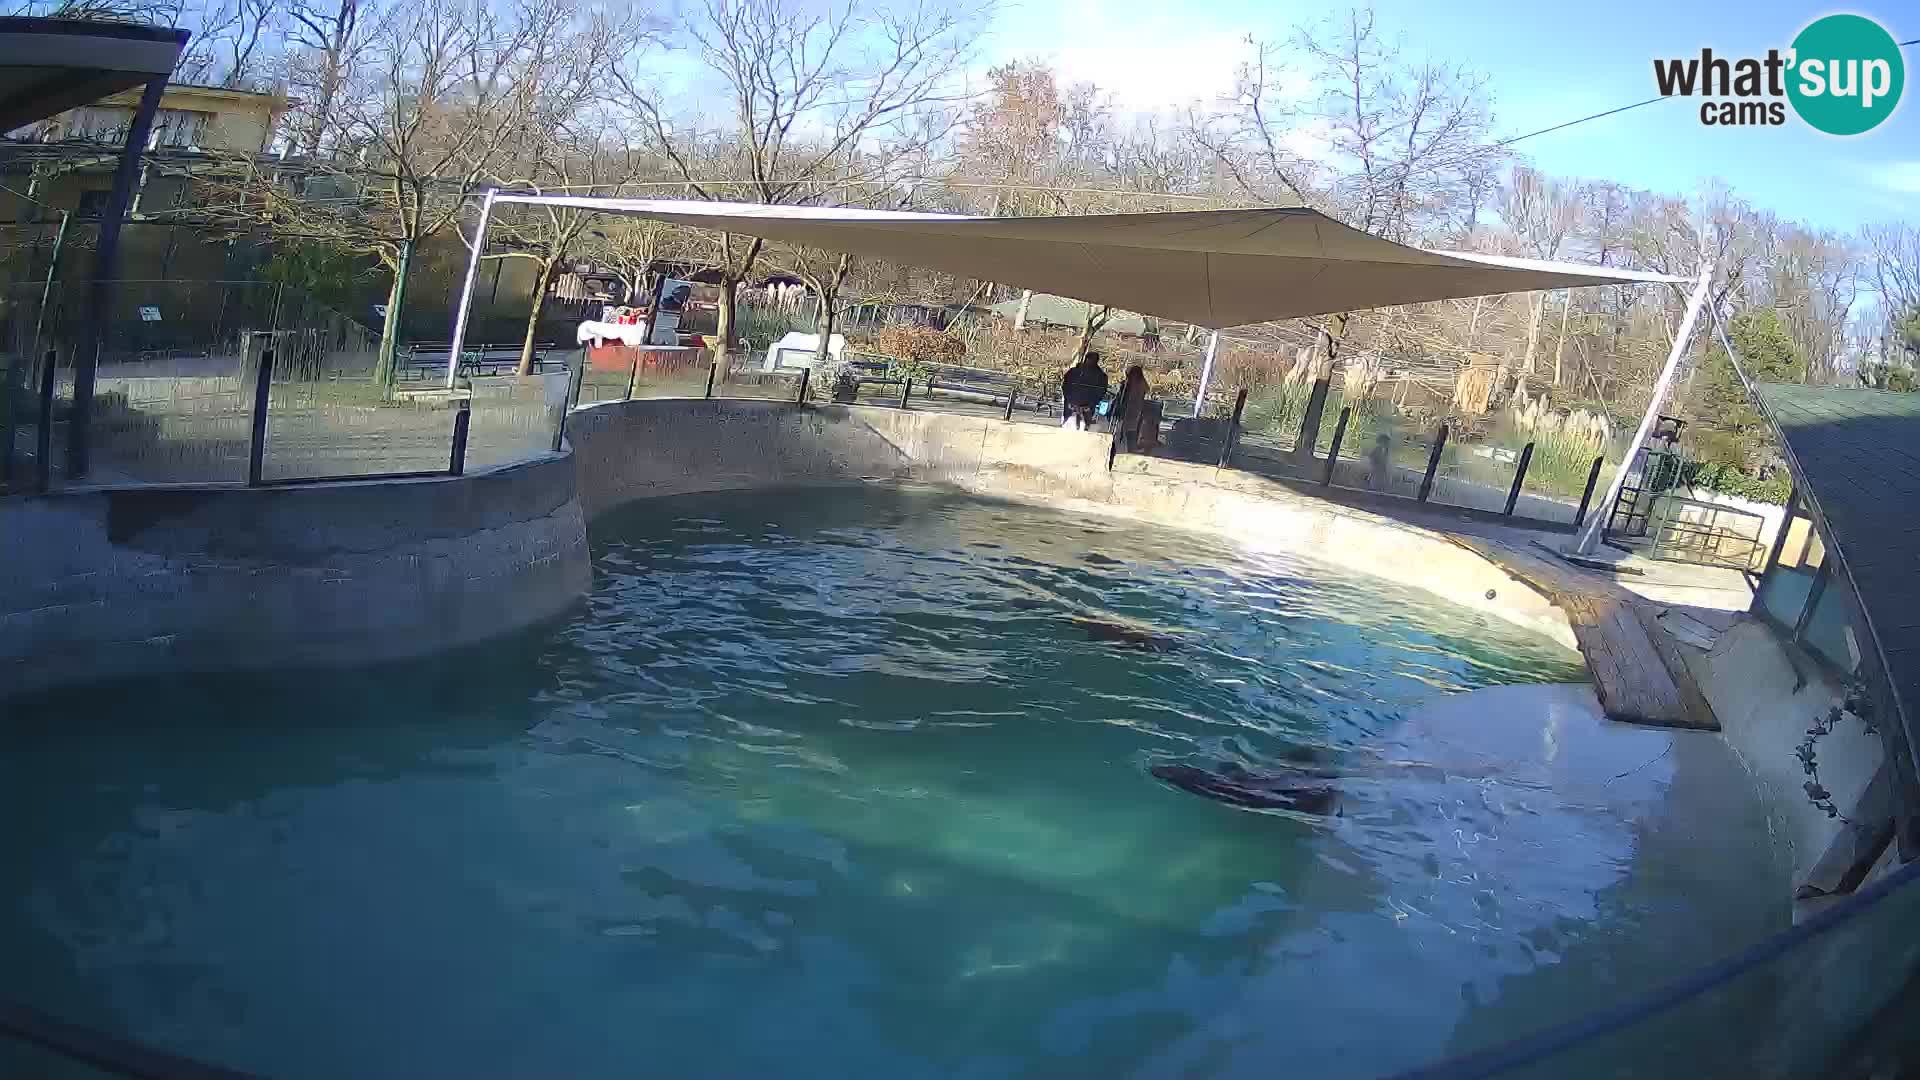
left=1071, top=616, right=1180, bottom=652
left=1151, top=761, right=1343, bottom=816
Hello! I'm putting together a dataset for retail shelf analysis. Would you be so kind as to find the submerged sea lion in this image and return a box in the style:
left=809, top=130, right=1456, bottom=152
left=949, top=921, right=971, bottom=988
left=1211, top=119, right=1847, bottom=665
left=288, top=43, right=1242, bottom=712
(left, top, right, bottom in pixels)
left=1071, top=616, right=1180, bottom=652
left=1151, top=761, right=1343, bottom=816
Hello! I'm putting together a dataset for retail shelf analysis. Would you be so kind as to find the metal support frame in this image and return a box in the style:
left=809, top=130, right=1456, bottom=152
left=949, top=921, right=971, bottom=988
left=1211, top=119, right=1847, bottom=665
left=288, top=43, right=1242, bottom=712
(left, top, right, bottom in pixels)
left=898, top=378, right=911, bottom=409
left=449, top=401, right=471, bottom=475
left=69, top=75, right=167, bottom=480
left=28, top=210, right=68, bottom=364
left=703, top=360, right=717, bottom=399
left=1574, top=456, right=1605, bottom=527
left=1002, top=387, right=1016, bottom=421
left=1193, top=330, right=1219, bottom=418
left=555, top=357, right=586, bottom=452
left=1217, top=387, right=1248, bottom=468
left=1572, top=264, right=1715, bottom=554
left=446, top=189, right=498, bottom=390
left=1418, top=423, right=1450, bottom=503
left=1322, top=407, right=1351, bottom=486
left=35, top=348, right=55, bottom=493
left=796, top=366, right=810, bottom=404
left=1504, top=443, right=1535, bottom=516
left=245, top=348, right=275, bottom=486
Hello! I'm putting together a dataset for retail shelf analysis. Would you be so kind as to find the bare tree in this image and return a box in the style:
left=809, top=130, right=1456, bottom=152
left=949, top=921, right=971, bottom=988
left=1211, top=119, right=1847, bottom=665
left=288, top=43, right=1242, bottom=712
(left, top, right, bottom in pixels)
left=470, top=0, right=660, bottom=373
left=616, top=0, right=988, bottom=367
left=210, top=0, right=545, bottom=382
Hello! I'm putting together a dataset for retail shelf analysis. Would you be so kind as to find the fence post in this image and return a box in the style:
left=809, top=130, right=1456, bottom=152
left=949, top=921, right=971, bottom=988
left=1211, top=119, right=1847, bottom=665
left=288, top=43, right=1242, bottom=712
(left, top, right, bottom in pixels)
left=554, top=357, right=586, bottom=453
left=898, top=378, right=911, bottom=409
left=1417, top=422, right=1449, bottom=504
left=565, top=350, right=586, bottom=413
left=246, top=348, right=275, bottom=487
left=795, top=365, right=810, bottom=404
left=35, top=348, right=56, bottom=494
left=623, top=350, right=640, bottom=402
left=1503, top=442, right=1535, bottom=517
left=1322, top=406, right=1351, bottom=486
left=448, top=399, right=471, bottom=476
left=1574, top=456, right=1606, bottom=528
left=1003, top=388, right=1017, bottom=421
left=703, top=359, right=718, bottom=399
left=1217, top=387, right=1248, bottom=468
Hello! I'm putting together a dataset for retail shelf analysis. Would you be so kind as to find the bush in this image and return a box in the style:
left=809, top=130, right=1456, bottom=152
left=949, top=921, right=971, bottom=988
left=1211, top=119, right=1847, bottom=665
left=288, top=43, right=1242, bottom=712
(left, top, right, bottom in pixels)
left=871, top=324, right=966, bottom=366
left=1686, top=460, right=1792, bottom=504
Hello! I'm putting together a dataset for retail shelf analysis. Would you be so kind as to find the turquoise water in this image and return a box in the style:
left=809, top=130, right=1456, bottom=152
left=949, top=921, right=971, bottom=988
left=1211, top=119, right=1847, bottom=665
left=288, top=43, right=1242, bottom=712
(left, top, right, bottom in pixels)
left=2, top=486, right=1786, bottom=1079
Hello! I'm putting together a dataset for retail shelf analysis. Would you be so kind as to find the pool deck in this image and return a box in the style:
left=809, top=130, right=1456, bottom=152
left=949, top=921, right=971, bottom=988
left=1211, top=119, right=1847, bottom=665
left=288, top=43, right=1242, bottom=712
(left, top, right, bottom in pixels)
left=1240, top=478, right=1747, bottom=730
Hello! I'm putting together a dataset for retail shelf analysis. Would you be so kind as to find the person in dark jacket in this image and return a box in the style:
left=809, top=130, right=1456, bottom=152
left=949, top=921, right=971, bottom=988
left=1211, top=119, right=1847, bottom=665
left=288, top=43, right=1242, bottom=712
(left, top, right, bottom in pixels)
left=1061, top=351, right=1109, bottom=430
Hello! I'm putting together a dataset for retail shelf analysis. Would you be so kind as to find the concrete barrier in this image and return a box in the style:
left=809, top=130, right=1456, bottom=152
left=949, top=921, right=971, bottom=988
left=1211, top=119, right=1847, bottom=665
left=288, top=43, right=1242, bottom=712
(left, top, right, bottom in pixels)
left=0, top=395, right=1578, bottom=702
left=0, top=452, right=589, bottom=700
left=568, top=398, right=1575, bottom=649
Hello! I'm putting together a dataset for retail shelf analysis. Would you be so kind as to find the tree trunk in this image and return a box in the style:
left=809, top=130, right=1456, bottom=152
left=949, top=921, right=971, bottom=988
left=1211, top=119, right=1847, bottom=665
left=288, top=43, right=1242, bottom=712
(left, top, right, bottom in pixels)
left=1552, top=291, right=1572, bottom=388
left=714, top=277, right=739, bottom=369
left=1522, top=293, right=1542, bottom=378
left=373, top=239, right=411, bottom=388
left=517, top=257, right=557, bottom=376
left=1013, top=289, right=1033, bottom=331
left=813, top=289, right=837, bottom=366
left=1293, top=313, right=1348, bottom=464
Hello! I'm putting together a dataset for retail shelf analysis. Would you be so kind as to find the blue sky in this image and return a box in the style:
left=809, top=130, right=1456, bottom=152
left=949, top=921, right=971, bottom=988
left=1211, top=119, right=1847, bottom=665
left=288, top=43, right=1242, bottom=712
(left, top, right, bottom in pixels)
left=984, top=0, right=1917, bottom=232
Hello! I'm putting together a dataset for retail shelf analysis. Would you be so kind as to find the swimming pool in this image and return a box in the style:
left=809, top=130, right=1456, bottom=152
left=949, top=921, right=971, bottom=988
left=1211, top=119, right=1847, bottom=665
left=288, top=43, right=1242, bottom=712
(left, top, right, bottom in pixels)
left=2, top=485, right=1789, bottom=1079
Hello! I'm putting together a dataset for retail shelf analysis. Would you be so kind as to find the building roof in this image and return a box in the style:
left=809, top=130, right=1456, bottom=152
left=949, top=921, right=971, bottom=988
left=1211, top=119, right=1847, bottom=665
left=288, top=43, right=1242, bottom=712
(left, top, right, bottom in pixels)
left=1755, top=383, right=1920, bottom=734
left=476, top=196, right=1687, bottom=330
left=0, top=18, right=187, bottom=134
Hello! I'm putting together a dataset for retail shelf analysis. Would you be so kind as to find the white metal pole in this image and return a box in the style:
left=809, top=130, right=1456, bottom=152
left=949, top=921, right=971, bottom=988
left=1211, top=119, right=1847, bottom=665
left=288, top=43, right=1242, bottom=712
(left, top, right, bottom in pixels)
left=1194, top=330, right=1220, bottom=418
left=445, top=188, right=498, bottom=390
left=1571, top=263, right=1715, bottom=555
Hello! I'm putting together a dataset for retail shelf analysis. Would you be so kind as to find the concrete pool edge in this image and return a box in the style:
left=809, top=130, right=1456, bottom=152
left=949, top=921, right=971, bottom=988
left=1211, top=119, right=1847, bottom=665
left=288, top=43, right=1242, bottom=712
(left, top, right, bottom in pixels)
left=0, top=396, right=1580, bottom=700
left=0, top=451, right=590, bottom=701
left=568, top=397, right=1580, bottom=653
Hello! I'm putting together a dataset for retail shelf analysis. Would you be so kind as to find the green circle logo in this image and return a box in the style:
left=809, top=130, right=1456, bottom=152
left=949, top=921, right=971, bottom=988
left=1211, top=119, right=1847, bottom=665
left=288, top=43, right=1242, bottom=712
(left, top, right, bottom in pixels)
left=1787, top=14, right=1904, bottom=135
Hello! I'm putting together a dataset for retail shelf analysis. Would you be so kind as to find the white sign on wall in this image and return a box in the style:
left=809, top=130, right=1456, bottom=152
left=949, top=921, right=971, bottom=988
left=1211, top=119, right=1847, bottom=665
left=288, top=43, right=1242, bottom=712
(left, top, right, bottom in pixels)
left=138, top=306, right=162, bottom=322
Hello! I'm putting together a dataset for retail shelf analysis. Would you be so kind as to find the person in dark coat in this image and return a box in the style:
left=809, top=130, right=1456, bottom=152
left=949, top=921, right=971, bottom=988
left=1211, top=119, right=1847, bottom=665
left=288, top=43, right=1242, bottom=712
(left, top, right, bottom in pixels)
left=1061, top=351, right=1109, bottom=430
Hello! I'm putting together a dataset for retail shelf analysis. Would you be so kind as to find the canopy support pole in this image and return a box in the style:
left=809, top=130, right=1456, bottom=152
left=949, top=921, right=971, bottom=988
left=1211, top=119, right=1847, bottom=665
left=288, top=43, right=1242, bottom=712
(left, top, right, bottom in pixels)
left=446, top=188, right=497, bottom=390
left=1193, top=330, right=1219, bottom=417
left=1570, top=264, right=1714, bottom=555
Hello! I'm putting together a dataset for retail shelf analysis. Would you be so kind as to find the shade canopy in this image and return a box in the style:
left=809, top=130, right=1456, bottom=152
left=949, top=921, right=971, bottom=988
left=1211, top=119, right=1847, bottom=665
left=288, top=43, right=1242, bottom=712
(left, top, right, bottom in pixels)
left=0, top=18, right=187, bottom=135
left=495, top=196, right=1685, bottom=330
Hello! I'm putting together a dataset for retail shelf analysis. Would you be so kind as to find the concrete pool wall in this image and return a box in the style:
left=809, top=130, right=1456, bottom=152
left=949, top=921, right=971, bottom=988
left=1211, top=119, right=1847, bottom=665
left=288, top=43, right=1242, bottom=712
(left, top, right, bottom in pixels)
left=0, top=452, right=588, bottom=700
left=1, top=397, right=1578, bottom=699
left=566, top=398, right=1579, bottom=650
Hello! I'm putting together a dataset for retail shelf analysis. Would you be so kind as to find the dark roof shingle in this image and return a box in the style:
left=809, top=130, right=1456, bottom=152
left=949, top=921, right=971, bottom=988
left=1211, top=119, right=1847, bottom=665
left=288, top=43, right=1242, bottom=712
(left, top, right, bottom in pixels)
left=1757, top=383, right=1920, bottom=730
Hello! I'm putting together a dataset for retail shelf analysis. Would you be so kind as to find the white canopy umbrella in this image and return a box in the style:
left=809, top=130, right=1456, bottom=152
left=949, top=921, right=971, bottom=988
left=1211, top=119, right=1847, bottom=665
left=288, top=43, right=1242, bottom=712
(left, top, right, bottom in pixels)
left=447, top=195, right=1705, bottom=554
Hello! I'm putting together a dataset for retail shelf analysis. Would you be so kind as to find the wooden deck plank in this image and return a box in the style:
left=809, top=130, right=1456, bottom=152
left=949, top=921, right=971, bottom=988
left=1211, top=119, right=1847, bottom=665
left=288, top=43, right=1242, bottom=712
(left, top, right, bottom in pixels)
left=1438, top=533, right=1714, bottom=729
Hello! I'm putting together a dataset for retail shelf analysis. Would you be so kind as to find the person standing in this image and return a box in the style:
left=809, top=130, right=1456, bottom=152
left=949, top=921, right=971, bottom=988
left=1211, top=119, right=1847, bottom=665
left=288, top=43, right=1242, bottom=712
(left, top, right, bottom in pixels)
left=1113, top=364, right=1150, bottom=449
left=1061, top=351, right=1109, bottom=431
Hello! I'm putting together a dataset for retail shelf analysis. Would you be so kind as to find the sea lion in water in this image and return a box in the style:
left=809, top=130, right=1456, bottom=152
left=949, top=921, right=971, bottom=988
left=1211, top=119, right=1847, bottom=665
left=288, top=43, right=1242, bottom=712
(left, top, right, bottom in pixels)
left=1151, top=761, right=1343, bottom=816
left=1071, top=616, right=1180, bottom=652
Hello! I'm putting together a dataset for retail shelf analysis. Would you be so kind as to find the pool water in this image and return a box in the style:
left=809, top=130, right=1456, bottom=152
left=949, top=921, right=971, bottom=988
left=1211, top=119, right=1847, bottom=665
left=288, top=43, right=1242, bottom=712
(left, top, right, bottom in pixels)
left=2, top=486, right=1788, bottom=1079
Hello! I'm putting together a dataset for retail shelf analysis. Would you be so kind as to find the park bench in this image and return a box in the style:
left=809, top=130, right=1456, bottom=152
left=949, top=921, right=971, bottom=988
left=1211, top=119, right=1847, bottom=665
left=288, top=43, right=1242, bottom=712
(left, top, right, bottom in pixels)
left=396, top=343, right=566, bottom=381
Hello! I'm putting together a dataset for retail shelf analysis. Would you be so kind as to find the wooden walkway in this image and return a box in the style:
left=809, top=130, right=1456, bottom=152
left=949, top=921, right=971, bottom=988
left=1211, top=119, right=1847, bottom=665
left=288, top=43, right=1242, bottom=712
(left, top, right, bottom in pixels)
left=1448, top=536, right=1721, bottom=731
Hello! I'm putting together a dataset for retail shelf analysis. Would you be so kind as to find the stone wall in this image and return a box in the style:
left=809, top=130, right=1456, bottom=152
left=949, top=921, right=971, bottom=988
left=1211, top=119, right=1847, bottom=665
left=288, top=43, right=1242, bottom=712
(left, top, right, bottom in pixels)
left=0, top=453, right=588, bottom=700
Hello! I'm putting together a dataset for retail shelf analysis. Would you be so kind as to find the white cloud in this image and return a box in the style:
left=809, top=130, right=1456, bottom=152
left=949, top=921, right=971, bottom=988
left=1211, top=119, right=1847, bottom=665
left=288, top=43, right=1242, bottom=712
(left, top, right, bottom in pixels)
left=1869, top=161, right=1920, bottom=194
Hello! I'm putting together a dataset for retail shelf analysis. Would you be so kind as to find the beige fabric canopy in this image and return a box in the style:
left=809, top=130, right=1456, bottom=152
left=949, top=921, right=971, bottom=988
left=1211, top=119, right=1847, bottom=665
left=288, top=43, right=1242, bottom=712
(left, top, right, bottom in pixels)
left=491, top=196, right=1685, bottom=330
